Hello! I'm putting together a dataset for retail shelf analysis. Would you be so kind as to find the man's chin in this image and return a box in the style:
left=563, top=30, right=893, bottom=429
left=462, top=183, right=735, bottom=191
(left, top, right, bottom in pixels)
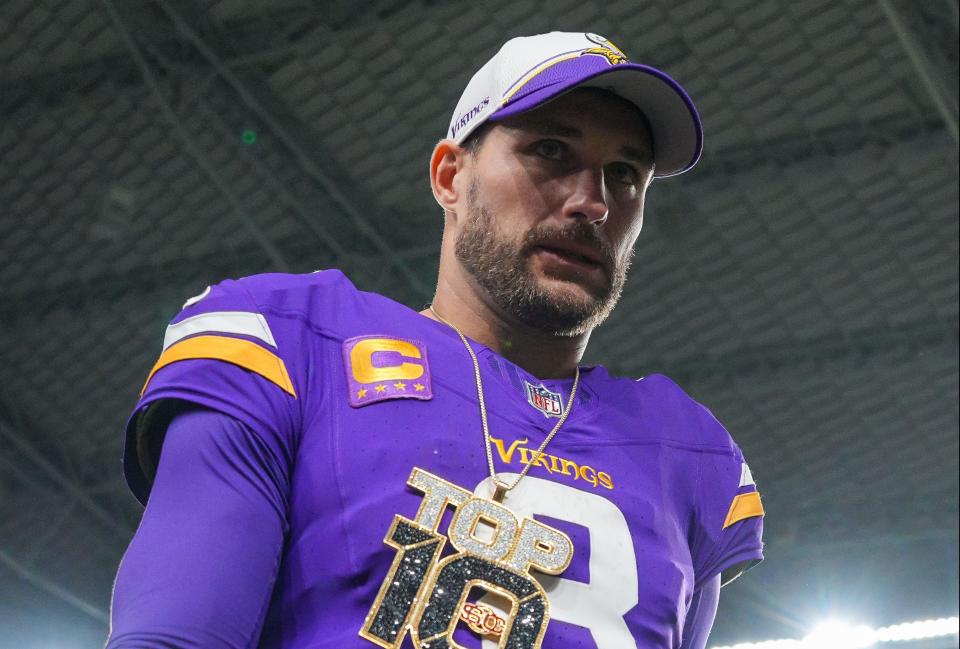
left=517, top=261, right=627, bottom=335
left=533, top=270, right=610, bottom=307
left=517, top=278, right=604, bottom=332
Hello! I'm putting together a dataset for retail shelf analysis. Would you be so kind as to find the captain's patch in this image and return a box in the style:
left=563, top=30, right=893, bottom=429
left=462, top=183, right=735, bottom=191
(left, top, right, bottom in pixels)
left=343, top=336, right=433, bottom=407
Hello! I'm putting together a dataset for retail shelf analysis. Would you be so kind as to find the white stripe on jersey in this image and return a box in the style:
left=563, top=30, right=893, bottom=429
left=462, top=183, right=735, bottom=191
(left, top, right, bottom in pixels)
left=163, top=311, right=277, bottom=351
left=739, top=462, right=755, bottom=487
left=182, top=285, right=211, bottom=308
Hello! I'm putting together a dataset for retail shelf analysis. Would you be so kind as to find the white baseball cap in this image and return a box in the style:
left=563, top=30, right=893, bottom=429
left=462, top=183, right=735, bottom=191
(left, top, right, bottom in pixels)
left=447, top=32, right=703, bottom=178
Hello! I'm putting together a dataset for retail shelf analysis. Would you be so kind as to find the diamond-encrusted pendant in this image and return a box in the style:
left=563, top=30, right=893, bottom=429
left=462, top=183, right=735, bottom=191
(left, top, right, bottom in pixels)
left=360, top=467, right=573, bottom=649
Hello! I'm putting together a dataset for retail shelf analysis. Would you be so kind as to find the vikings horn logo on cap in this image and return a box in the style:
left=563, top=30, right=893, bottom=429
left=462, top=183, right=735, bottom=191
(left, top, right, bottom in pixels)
left=581, top=32, right=629, bottom=65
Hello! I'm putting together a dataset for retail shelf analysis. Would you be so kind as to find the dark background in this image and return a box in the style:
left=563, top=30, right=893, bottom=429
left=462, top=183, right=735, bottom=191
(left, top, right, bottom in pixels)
left=0, top=1, right=957, bottom=647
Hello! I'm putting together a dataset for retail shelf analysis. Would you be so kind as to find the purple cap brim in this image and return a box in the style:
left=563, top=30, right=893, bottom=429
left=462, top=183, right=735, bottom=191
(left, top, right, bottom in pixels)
left=488, top=57, right=703, bottom=177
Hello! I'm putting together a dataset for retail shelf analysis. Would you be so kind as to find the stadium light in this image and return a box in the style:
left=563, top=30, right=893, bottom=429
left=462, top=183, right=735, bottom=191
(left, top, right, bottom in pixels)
left=709, top=616, right=959, bottom=649
left=875, top=617, right=960, bottom=643
left=803, top=620, right=876, bottom=649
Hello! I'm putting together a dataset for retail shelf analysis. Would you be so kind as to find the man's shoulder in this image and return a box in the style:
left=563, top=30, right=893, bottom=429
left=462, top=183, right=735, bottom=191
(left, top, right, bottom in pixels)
left=207, top=268, right=357, bottom=310
left=173, top=268, right=398, bottom=334
left=597, top=369, right=742, bottom=456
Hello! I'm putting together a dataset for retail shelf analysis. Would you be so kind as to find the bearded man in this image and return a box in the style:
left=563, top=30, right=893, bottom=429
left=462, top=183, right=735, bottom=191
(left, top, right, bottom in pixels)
left=107, top=32, right=764, bottom=649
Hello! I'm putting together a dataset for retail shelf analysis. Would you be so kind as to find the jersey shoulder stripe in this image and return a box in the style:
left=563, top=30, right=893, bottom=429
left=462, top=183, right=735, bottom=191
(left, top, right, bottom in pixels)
left=142, top=271, right=358, bottom=400
left=163, top=310, right=277, bottom=350
left=722, top=491, right=764, bottom=529
left=142, top=334, right=296, bottom=397
left=739, top=461, right=755, bottom=487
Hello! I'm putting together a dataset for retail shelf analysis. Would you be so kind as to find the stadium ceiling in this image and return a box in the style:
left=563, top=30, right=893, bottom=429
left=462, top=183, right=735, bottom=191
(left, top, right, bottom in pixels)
left=0, top=1, right=957, bottom=647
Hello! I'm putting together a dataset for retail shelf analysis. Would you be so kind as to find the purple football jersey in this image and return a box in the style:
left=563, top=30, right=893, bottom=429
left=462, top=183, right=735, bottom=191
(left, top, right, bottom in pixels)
left=125, top=270, right=764, bottom=648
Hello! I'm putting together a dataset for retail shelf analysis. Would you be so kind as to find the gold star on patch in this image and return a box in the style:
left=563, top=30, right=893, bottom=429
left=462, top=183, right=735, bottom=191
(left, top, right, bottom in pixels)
left=414, top=383, right=425, bottom=392
left=375, top=384, right=387, bottom=393
left=357, top=388, right=368, bottom=399
left=393, top=381, right=406, bottom=391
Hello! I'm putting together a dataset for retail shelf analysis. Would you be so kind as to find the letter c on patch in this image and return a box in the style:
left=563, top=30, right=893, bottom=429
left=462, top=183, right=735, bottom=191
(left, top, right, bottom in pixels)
left=350, top=338, right=425, bottom=384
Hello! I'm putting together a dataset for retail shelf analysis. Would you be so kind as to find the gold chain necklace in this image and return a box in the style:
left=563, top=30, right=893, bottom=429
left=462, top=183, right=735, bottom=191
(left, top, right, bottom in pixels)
left=428, top=305, right=580, bottom=502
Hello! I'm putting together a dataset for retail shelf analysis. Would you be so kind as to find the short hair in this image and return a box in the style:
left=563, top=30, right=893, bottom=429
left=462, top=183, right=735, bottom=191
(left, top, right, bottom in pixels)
left=461, top=122, right=492, bottom=156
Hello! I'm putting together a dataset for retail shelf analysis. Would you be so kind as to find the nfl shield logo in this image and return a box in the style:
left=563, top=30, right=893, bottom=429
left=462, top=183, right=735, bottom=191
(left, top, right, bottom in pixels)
left=525, top=381, right=564, bottom=418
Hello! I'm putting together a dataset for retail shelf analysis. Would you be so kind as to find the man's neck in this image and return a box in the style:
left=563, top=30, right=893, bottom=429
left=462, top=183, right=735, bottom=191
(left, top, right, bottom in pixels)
left=423, top=276, right=590, bottom=379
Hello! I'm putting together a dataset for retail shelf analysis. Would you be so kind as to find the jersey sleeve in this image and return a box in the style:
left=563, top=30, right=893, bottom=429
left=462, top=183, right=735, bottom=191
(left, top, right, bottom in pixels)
left=123, top=276, right=305, bottom=505
left=108, top=407, right=287, bottom=648
left=690, top=419, right=765, bottom=589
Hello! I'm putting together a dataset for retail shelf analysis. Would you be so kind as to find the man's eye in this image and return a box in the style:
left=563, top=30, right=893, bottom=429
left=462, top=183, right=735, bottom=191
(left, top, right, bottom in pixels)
left=533, top=140, right=565, bottom=160
left=607, top=162, right=640, bottom=186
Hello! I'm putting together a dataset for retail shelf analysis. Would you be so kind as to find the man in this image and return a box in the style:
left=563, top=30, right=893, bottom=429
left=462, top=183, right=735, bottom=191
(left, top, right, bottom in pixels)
left=107, top=32, right=764, bottom=649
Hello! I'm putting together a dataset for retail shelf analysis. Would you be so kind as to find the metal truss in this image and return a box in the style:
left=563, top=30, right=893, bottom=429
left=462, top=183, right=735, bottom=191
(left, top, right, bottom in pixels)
left=879, top=0, right=959, bottom=143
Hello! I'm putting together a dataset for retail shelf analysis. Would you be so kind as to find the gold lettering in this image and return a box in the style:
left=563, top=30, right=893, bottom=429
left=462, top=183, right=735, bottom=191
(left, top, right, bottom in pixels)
left=530, top=452, right=553, bottom=473
left=598, top=471, right=614, bottom=490
left=518, top=447, right=532, bottom=465
left=489, top=436, right=528, bottom=464
left=490, top=437, right=615, bottom=490
left=549, top=454, right=563, bottom=473
left=517, top=448, right=554, bottom=473
left=579, top=465, right=598, bottom=487
left=559, top=458, right=580, bottom=478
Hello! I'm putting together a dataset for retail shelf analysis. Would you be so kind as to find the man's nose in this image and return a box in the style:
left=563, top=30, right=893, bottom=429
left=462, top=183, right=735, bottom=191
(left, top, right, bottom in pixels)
left=563, top=168, right=609, bottom=225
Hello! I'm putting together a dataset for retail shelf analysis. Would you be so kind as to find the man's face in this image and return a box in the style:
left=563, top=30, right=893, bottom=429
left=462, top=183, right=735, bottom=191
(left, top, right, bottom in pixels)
left=454, top=88, right=655, bottom=336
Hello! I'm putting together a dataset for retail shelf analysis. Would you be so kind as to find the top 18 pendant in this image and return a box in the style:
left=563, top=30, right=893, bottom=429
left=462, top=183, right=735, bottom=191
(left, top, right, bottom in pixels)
left=359, top=467, right=573, bottom=649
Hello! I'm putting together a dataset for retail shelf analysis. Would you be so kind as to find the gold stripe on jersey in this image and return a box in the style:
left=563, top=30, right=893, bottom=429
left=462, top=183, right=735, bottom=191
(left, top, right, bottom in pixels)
left=142, top=334, right=296, bottom=397
left=722, top=491, right=764, bottom=529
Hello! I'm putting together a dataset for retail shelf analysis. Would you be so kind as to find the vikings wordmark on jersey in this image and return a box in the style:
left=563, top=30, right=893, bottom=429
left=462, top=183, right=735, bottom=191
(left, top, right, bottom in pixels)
left=127, top=270, right=764, bottom=648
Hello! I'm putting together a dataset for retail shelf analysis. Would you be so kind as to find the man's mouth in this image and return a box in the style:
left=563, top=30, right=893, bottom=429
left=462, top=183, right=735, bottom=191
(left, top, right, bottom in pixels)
left=533, top=243, right=607, bottom=273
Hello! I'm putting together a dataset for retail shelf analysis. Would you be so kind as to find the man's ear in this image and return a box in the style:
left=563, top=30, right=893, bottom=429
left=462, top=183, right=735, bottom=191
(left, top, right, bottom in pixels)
left=430, top=139, right=467, bottom=216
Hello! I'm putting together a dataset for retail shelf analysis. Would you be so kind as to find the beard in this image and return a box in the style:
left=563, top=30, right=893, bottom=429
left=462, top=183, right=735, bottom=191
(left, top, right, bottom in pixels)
left=455, top=179, right=632, bottom=336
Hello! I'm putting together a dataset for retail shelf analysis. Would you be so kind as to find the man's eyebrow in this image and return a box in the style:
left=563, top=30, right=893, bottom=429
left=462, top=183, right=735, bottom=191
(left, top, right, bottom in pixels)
left=512, top=118, right=653, bottom=164
left=513, top=118, right=581, bottom=138
left=619, top=145, right=653, bottom=165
